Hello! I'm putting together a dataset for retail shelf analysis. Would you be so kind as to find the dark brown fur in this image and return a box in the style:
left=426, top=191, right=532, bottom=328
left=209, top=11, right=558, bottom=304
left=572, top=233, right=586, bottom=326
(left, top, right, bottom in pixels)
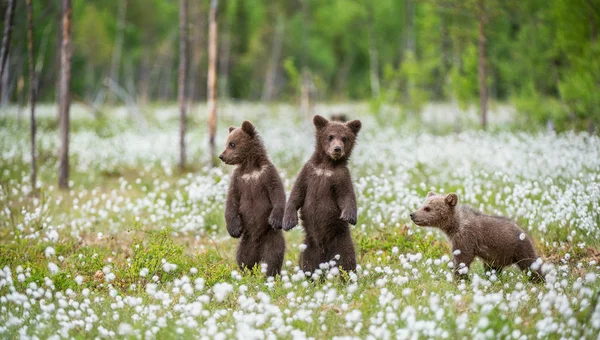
left=283, top=115, right=362, bottom=273
left=219, top=121, right=286, bottom=277
left=410, top=192, right=544, bottom=282
left=330, top=113, right=348, bottom=122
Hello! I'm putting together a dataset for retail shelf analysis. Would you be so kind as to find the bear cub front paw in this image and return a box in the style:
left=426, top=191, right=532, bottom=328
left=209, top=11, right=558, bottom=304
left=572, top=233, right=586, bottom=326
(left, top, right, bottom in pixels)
left=340, top=208, right=357, bottom=225
left=268, top=208, right=284, bottom=230
left=227, top=216, right=243, bottom=238
left=283, top=211, right=298, bottom=231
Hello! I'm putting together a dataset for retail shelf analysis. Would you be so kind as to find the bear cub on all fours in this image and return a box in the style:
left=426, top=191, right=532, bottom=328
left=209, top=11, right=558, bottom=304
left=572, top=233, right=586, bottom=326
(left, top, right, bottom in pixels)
left=283, top=115, right=362, bottom=274
left=410, top=192, right=544, bottom=282
left=219, top=121, right=286, bottom=277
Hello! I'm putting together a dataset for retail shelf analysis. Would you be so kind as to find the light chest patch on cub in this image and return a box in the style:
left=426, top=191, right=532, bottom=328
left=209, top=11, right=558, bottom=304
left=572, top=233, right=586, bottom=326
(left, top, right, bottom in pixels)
left=312, top=165, right=333, bottom=177
left=241, top=165, right=268, bottom=182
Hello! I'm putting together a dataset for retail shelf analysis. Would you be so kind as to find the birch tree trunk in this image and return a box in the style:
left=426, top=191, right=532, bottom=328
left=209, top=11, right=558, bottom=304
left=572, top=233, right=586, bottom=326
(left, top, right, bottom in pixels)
left=58, top=0, right=72, bottom=189
left=367, top=7, right=380, bottom=98
left=26, top=0, right=37, bottom=191
left=179, top=0, right=189, bottom=171
left=108, top=0, right=127, bottom=104
left=207, top=0, right=218, bottom=167
left=262, top=13, right=285, bottom=102
left=478, top=0, right=488, bottom=130
left=0, top=0, right=16, bottom=101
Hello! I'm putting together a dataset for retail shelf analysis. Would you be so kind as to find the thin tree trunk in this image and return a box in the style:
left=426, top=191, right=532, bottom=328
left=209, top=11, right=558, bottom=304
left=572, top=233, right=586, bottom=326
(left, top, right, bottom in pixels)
left=218, top=21, right=230, bottom=100
left=367, top=7, right=380, bottom=98
left=0, top=0, right=15, bottom=101
left=55, top=0, right=62, bottom=118
left=262, top=13, right=285, bottom=102
left=207, top=0, right=218, bottom=167
left=335, top=50, right=355, bottom=98
left=188, top=2, right=205, bottom=104
left=403, top=0, right=415, bottom=105
left=58, top=0, right=72, bottom=190
left=138, top=41, right=150, bottom=105
left=478, top=0, right=487, bottom=130
left=108, top=0, right=127, bottom=104
left=1, top=54, right=9, bottom=106
left=300, top=0, right=310, bottom=116
left=26, top=0, right=37, bottom=191
left=179, top=0, right=188, bottom=171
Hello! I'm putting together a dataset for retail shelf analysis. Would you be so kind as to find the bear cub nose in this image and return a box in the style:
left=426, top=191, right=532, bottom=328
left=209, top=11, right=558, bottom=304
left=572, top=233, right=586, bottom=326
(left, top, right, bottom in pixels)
left=410, top=213, right=415, bottom=219
left=218, top=154, right=224, bottom=160
left=334, top=146, right=342, bottom=152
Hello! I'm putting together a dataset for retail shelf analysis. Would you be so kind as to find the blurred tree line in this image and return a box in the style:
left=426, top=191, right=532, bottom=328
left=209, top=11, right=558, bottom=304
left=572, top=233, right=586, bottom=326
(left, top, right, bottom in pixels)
left=1, top=0, right=599, bottom=130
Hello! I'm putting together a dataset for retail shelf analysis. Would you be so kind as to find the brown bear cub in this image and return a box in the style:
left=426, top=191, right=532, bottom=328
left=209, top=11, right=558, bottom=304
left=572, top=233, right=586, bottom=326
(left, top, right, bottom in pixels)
left=219, top=121, right=286, bottom=277
left=283, top=115, right=362, bottom=274
left=410, top=192, right=544, bottom=282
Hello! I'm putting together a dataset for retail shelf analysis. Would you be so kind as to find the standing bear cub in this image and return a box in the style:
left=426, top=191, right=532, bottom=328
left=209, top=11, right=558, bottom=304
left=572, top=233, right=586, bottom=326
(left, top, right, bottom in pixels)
left=283, top=115, right=362, bottom=274
left=410, top=192, right=544, bottom=282
left=219, top=121, right=286, bottom=277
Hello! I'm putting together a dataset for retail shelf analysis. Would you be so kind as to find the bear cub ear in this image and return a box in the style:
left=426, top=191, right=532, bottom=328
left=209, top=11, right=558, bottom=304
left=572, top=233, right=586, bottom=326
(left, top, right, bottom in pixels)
left=313, top=115, right=329, bottom=129
left=228, top=126, right=236, bottom=133
left=445, top=193, right=458, bottom=207
left=427, top=191, right=437, bottom=198
left=346, top=119, right=362, bottom=135
left=241, top=121, right=257, bottom=137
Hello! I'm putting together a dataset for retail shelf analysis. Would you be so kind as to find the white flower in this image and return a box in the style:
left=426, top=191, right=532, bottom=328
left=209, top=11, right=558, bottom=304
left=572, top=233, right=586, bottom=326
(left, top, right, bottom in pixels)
left=118, top=323, right=133, bottom=335
left=75, top=275, right=84, bottom=285
left=48, top=262, right=59, bottom=275
left=47, top=230, right=59, bottom=242
left=298, top=244, right=307, bottom=252
left=213, top=282, right=233, bottom=302
left=140, top=268, right=149, bottom=277
left=519, top=233, right=526, bottom=241
left=585, top=272, right=596, bottom=283
left=44, top=247, right=56, bottom=258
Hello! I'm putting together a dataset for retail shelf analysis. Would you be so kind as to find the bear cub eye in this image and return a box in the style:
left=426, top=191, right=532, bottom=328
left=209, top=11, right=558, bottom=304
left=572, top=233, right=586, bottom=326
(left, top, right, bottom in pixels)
left=229, top=142, right=235, bottom=148
left=424, top=207, right=431, bottom=212
left=342, top=136, right=347, bottom=142
left=328, top=135, right=334, bottom=141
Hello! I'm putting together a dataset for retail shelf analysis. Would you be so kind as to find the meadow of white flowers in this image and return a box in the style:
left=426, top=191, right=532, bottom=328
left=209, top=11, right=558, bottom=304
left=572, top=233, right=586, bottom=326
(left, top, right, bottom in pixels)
left=0, top=103, right=599, bottom=339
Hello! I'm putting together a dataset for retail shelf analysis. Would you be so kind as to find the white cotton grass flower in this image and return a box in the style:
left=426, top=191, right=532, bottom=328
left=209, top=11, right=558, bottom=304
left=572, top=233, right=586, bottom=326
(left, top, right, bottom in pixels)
left=585, top=272, right=597, bottom=283
left=118, top=323, right=133, bottom=335
left=519, top=233, right=526, bottom=241
left=298, top=244, right=307, bottom=252
left=46, top=230, right=59, bottom=243
left=140, top=268, right=149, bottom=277
left=48, top=262, right=59, bottom=275
left=212, top=282, right=233, bottom=302
left=75, top=275, right=84, bottom=285
left=44, top=247, right=55, bottom=258
left=162, top=262, right=177, bottom=273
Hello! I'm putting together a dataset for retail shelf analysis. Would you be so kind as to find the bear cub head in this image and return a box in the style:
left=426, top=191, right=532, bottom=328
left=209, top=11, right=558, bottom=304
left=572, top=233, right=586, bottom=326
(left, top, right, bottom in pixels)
left=219, top=120, right=263, bottom=165
left=313, top=115, right=362, bottom=162
left=410, top=191, right=458, bottom=227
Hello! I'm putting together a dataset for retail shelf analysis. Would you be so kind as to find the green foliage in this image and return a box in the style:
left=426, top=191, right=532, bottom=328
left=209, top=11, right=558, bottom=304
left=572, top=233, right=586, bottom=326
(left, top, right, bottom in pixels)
left=125, top=228, right=185, bottom=283
left=3, top=0, right=599, bottom=130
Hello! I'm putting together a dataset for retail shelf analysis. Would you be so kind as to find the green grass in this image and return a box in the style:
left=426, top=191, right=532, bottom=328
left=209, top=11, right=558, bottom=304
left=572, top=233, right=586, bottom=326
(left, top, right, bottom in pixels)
left=0, top=106, right=599, bottom=339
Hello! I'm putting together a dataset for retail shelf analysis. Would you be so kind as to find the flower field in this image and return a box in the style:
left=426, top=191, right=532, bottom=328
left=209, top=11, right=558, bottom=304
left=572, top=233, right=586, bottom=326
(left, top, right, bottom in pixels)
left=1, top=103, right=599, bottom=339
